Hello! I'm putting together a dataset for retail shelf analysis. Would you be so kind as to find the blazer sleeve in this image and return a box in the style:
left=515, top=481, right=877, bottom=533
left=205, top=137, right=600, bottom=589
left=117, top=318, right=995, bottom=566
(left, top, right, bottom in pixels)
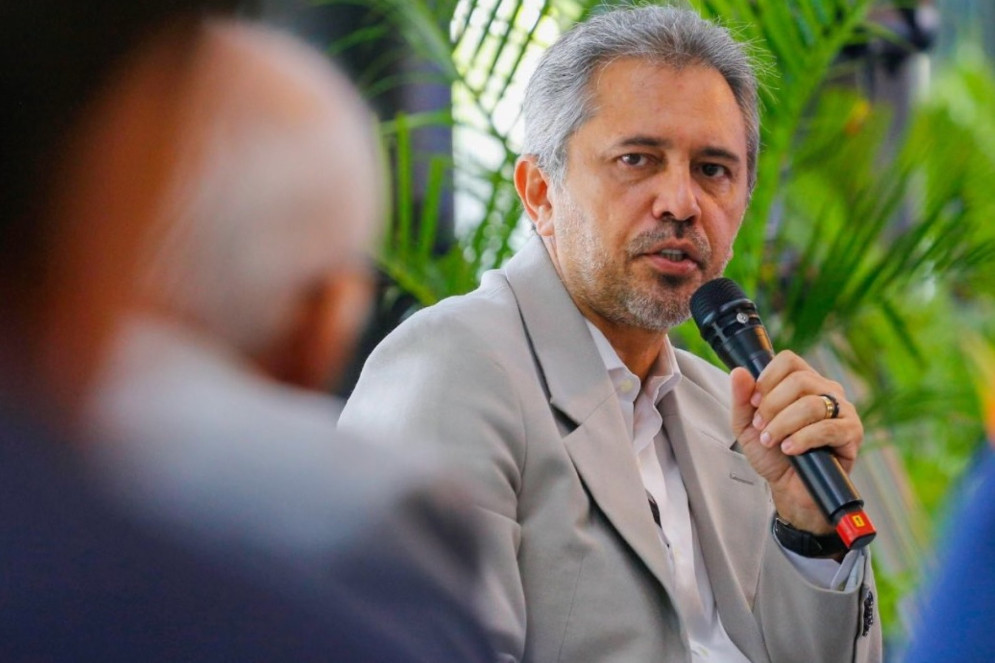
left=756, top=531, right=883, bottom=663
left=340, top=311, right=529, bottom=662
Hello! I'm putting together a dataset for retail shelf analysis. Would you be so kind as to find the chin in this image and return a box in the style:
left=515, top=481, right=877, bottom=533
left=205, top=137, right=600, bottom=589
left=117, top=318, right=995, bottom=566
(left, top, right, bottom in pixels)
left=621, top=295, right=689, bottom=332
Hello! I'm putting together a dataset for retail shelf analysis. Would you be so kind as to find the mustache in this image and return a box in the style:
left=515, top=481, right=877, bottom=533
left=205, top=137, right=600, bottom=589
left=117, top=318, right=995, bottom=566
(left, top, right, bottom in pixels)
left=625, top=224, right=711, bottom=261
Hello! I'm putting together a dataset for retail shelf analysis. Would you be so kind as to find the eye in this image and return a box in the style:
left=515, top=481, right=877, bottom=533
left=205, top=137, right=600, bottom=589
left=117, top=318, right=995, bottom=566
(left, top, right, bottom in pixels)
left=618, top=153, right=651, bottom=167
left=699, top=162, right=729, bottom=178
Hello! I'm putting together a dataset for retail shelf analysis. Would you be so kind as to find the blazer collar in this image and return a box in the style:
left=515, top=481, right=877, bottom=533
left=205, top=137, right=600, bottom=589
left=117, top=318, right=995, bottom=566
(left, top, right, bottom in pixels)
left=503, top=236, right=684, bottom=616
left=502, top=236, right=617, bottom=424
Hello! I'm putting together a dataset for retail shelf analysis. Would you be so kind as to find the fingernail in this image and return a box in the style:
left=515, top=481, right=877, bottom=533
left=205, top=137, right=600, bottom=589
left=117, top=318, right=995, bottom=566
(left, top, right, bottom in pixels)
left=781, top=438, right=794, bottom=453
left=760, top=431, right=772, bottom=447
left=752, top=413, right=764, bottom=430
left=750, top=392, right=761, bottom=408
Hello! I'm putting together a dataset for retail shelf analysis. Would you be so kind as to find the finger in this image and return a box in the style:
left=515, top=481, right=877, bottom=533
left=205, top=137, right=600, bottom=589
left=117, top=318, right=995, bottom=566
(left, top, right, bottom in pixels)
left=779, top=401, right=862, bottom=463
left=777, top=418, right=857, bottom=457
left=729, top=366, right=757, bottom=440
left=754, top=350, right=812, bottom=394
left=755, top=393, right=843, bottom=449
left=753, top=371, right=839, bottom=434
left=776, top=430, right=862, bottom=482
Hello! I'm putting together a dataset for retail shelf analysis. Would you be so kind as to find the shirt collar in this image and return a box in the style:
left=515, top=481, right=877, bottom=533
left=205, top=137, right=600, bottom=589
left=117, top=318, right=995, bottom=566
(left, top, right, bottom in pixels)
left=585, top=320, right=682, bottom=406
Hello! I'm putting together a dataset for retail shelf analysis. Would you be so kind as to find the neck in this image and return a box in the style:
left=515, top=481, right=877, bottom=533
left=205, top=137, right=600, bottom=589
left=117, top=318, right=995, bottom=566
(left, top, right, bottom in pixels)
left=539, top=236, right=669, bottom=382
left=587, top=314, right=667, bottom=382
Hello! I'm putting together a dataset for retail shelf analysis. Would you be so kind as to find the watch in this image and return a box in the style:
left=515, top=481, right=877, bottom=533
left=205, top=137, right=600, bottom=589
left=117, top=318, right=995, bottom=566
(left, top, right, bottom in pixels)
left=772, top=515, right=847, bottom=558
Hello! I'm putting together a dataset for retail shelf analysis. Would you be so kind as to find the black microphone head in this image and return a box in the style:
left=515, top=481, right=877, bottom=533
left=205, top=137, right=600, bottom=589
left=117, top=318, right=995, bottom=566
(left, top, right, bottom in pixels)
left=690, top=277, right=773, bottom=377
left=690, top=277, right=750, bottom=329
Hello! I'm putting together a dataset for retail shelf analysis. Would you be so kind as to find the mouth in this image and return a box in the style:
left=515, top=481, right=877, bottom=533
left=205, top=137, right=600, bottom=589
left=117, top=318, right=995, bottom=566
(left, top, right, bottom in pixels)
left=646, top=242, right=702, bottom=265
left=656, top=248, right=692, bottom=262
left=637, top=243, right=704, bottom=278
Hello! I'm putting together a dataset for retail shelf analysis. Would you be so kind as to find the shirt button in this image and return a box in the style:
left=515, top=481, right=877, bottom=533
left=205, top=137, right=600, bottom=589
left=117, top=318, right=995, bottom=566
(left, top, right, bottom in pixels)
left=620, top=378, right=636, bottom=393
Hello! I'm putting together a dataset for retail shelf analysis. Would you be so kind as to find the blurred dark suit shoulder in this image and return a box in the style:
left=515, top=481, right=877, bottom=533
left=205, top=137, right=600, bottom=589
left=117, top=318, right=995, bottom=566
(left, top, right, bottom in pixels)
left=0, top=406, right=398, bottom=661
left=81, top=318, right=494, bottom=662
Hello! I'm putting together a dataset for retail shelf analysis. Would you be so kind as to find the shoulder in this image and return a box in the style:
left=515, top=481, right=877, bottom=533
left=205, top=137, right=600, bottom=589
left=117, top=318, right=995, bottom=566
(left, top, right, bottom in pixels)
left=342, top=271, right=534, bottom=490
left=1, top=414, right=487, bottom=662
left=385, top=268, right=521, bottom=347
left=356, top=268, right=532, bottom=391
left=88, top=326, right=454, bottom=556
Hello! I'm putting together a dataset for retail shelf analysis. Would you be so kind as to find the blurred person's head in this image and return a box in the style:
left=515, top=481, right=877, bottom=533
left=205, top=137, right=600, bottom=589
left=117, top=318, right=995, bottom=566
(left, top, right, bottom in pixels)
left=133, top=20, right=385, bottom=391
left=0, top=1, right=241, bottom=422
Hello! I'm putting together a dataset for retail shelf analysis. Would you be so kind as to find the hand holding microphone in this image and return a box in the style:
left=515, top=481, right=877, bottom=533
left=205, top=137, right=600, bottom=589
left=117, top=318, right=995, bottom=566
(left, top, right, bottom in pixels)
left=691, top=278, right=875, bottom=553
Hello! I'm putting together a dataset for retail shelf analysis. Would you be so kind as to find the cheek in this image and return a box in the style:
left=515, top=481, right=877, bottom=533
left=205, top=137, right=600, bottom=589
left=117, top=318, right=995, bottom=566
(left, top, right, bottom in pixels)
left=554, top=181, right=629, bottom=255
left=708, top=201, right=746, bottom=246
left=712, top=228, right=736, bottom=261
left=561, top=208, right=609, bottom=254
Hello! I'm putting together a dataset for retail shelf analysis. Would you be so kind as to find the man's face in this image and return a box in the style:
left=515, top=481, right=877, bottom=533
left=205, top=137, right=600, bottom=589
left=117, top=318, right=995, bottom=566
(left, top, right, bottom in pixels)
left=540, top=58, right=750, bottom=332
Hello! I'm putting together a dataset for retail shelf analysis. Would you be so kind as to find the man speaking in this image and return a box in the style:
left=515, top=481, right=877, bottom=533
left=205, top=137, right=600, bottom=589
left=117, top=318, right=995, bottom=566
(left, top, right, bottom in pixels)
left=341, top=6, right=882, bottom=662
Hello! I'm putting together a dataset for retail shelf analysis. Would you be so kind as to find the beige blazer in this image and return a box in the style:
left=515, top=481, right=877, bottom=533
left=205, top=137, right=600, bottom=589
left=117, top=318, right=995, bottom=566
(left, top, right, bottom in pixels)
left=341, top=236, right=881, bottom=663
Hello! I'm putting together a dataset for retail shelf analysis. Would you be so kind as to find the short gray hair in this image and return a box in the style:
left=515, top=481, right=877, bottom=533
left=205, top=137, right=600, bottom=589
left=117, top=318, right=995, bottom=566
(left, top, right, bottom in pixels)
left=142, top=21, right=381, bottom=356
left=522, top=5, right=760, bottom=190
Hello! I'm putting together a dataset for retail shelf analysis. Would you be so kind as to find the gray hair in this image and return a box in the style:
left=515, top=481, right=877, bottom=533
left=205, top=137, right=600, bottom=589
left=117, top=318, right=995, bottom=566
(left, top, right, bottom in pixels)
left=522, top=4, right=760, bottom=190
left=141, top=21, right=382, bottom=356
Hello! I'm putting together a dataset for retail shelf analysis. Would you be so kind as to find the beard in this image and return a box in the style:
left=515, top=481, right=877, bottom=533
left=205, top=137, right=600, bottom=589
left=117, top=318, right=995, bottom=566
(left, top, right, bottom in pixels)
left=556, top=195, right=727, bottom=332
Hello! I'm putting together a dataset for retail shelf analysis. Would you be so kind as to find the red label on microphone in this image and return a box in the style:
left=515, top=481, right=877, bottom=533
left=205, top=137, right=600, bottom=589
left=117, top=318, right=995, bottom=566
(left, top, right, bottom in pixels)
left=836, top=510, right=876, bottom=549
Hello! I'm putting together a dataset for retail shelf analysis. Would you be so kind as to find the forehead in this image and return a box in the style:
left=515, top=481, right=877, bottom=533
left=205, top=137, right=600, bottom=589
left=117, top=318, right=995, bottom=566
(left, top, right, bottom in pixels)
left=576, top=58, right=747, bottom=155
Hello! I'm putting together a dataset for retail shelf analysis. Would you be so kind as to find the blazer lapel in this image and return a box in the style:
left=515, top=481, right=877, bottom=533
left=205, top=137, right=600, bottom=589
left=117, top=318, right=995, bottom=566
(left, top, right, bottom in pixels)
left=661, top=355, right=770, bottom=662
left=502, top=237, right=679, bottom=599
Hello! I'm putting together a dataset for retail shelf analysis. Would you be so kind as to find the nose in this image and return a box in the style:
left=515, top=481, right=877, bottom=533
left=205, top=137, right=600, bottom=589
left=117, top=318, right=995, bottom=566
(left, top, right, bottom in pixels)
left=650, top=164, right=701, bottom=223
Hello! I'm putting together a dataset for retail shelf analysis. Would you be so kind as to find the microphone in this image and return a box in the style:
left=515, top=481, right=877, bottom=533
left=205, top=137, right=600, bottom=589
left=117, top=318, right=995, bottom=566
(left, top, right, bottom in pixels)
left=690, top=277, right=876, bottom=550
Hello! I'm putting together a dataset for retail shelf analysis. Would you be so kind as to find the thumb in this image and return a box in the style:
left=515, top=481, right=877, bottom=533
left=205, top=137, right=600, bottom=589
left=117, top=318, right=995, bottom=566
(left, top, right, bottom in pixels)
left=730, top=366, right=757, bottom=439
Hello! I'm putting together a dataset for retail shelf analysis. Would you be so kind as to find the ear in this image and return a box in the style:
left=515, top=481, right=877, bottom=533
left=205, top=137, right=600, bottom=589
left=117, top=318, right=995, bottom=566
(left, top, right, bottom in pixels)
left=514, top=155, right=555, bottom=237
left=259, top=270, right=373, bottom=391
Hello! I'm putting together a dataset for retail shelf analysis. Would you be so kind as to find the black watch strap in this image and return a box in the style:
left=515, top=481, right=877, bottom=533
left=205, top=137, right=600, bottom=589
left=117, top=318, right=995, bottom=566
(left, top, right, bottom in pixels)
left=772, top=516, right=847, bottom=558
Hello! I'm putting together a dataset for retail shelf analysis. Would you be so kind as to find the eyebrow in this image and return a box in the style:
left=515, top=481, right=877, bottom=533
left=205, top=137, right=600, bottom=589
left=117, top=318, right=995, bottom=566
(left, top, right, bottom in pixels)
left=614, top=135, right=742, bottom=165
left=699, top=146, right=742, bottom=165
left=616, top=135, right=669, bottom=149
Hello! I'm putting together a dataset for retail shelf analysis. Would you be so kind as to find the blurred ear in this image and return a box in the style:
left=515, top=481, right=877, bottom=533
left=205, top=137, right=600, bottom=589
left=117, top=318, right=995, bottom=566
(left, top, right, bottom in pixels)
left=259, top=269, right=373, bottom=392
left=514, top=155, right=555, bottom=237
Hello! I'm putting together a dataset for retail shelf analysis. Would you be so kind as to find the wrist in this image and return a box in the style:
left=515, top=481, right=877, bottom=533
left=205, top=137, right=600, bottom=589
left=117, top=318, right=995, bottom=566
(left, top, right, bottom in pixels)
left=772, top=515, right=847, bottom=559
left=769, top=489, right=836, bottom=535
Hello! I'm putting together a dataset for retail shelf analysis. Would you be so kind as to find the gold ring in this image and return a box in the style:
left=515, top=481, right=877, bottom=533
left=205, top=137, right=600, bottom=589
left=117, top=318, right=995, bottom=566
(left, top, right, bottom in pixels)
left=820, top=393, right=840, bottom=420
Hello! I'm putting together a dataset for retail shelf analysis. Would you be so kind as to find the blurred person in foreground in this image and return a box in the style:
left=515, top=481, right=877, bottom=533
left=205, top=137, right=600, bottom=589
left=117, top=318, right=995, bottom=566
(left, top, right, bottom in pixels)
left=83, top=17, right=493, bottom=663
left=903, top=431, right=995, bottom=660
left=0, top=2, right=398, bottom=659
left=342, top=5, right=881, bottom=662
